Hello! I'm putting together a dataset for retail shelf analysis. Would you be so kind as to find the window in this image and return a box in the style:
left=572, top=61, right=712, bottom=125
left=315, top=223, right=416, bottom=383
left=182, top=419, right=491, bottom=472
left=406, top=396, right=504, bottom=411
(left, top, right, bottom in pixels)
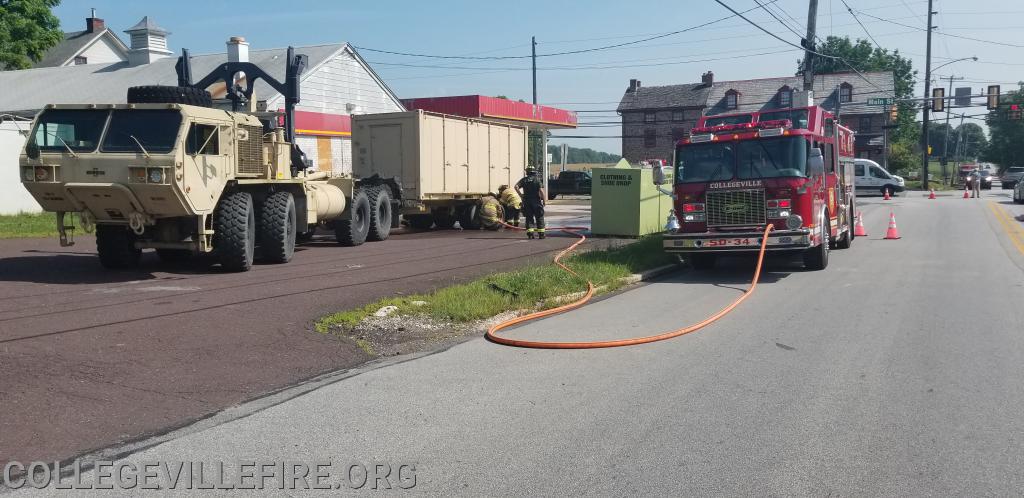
left=825, top=143, right=835, bottom=173
left=186, top=124, right=220, bottom=155
left=759, top=109, right=810, bottom=129
left=644, top=112, right=656, bottom=123
left=778, top=87, right=792, bottom=108
left=735, top=137, right=810, bottom=179
left=644, top=129, right=656, bottom=147
left=101, top=110, right=183, bottom=154
left=73, top=56, right=88, bottom=65
left=30, top=109, right=108, bottom=152
left=725, top=91, right=738, bottom=110
left=672, top=110, right=684, bottom=122
left=859, top=116, right=873, bottom=132
left=839, top=83, right=853, bottom=103
left=703, top=114, right=753, bottom=127
left=855, top=163, right=865, bottom=176
left=870, top=166, right=890, bottom=179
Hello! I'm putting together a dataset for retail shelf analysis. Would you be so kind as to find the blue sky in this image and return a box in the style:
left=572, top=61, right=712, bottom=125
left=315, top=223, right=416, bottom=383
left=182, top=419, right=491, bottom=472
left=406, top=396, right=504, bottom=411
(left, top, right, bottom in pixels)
left=55, top=0, right=1021, bottom=154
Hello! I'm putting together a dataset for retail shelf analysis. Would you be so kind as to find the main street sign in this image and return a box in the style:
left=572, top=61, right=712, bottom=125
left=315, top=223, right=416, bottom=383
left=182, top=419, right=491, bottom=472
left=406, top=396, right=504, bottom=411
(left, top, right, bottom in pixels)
left=867, top=98, right=895, bottom=106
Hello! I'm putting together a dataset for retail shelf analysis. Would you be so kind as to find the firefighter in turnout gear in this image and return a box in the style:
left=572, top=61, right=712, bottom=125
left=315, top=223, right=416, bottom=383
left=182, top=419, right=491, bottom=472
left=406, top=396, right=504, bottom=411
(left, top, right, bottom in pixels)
left=498, top=184, right=522, bottom=227
left=515, top=167, right=546, bottom=239
left=478, top=194, right=504, bottom=230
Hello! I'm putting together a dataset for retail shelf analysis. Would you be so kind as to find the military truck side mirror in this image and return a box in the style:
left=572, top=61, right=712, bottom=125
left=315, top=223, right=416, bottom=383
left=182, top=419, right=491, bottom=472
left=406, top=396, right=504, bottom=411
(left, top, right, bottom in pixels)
left=652, top=164, right=667, bottom=185
left=808, top=147, right=824, bottom=176
left=25, top=139, right=40, bottom=160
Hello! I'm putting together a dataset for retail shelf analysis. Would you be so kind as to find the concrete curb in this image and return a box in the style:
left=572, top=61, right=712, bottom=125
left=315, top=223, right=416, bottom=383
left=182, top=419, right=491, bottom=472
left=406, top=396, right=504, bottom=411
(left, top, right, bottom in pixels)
left=619, top=262, right=682, bottom=285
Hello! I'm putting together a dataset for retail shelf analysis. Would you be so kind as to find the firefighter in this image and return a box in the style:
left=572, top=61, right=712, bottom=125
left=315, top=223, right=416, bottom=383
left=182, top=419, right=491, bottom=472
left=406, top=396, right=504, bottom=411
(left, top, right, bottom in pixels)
left=498, top=184, right=522, bottom=227
left=515, top=166, right=546, bottom=239
left=970, top=166, right=983, bottom=198
left=478, top=194, right=504, bottom=230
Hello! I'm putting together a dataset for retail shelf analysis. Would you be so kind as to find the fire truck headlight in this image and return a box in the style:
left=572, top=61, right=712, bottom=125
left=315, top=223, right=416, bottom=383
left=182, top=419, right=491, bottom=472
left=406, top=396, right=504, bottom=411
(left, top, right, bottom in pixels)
left=785, top=214, right=803, bottom=230
left=778, top=210, right=791, bottom=218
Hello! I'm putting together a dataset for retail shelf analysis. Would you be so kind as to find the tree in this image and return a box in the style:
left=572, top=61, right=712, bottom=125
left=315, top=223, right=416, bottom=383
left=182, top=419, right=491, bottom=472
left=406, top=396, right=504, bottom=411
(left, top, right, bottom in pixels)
left=548, top=144, right=620, bottom=164
left=982, top=83, right=1024, bottom=167
left=951, top=123, right=987, bottom=161
left=0, top=0, right=62, bottom=70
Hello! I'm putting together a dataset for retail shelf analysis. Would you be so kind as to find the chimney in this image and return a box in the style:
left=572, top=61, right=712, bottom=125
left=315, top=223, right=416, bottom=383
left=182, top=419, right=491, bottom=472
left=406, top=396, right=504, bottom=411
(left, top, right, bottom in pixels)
left=702, top=71, right=714, bottom=86
left=124, top=16, right=172, bottom=66
left=227, top=36, right=249, bottom=63
left=628, top=79, right=638, bottom=93
left=86, top=9, right=104, bottom=33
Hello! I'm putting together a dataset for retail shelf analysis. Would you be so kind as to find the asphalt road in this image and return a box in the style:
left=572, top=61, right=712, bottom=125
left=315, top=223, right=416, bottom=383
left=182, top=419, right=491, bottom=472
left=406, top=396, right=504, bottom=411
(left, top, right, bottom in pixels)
left=0, top=203, right=595, bottom=467
left=35, top=191, right=1024, bottom=495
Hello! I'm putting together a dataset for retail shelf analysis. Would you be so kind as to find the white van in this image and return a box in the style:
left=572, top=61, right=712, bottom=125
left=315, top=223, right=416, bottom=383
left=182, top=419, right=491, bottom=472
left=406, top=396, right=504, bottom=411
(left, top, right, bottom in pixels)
left=854, top=159, right=905, bottom=196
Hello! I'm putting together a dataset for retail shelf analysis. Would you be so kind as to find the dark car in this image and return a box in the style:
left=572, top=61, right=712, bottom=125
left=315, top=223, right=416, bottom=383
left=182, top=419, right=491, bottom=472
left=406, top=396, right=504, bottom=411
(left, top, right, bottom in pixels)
left=1000, top=166, right=1024, bottom=190
left=547, top=170, right=592, bottom=200
left=967, top=170, right=994, bottom=190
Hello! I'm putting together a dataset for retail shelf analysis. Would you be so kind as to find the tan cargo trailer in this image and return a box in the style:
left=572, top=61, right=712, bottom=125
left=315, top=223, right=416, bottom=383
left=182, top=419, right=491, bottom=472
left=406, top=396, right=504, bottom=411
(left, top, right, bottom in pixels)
left=352, top=110, right=526, bottom=230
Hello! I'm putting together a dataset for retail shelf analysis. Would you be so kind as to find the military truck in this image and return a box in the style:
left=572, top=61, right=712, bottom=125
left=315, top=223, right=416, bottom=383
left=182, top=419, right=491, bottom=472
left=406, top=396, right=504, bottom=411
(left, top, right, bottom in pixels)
left=18, top=47, right=396, bottom=271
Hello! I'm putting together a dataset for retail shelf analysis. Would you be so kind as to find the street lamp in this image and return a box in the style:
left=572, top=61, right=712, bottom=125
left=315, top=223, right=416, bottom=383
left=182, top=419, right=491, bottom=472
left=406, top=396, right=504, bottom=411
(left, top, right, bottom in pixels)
left=933, top=57, right=977, bottom=185
left=922, top=52, right=978, bottom=190
left=932, top=56, right=978, bottom=75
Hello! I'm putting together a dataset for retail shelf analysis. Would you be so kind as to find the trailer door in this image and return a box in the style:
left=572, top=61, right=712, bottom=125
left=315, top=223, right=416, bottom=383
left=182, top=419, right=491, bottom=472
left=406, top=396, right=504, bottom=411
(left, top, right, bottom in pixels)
left=369, top=124, right=403, bottom=178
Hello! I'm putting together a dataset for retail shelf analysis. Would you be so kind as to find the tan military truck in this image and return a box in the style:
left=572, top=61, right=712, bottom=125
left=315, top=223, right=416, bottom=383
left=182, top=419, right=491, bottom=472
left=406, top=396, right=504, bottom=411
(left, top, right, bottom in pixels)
left=18, top=47, right=394, bottom=271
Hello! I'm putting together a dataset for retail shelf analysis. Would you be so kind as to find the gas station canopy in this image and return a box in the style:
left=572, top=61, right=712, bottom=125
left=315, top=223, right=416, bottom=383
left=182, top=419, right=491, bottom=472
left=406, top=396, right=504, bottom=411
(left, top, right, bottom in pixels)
left=402, top=95, right=577, bottom=129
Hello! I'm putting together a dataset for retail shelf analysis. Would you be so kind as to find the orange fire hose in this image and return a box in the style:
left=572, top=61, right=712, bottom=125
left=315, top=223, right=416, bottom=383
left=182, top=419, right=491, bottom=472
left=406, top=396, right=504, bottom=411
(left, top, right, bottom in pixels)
left=485, top=224, right=774, bottom=349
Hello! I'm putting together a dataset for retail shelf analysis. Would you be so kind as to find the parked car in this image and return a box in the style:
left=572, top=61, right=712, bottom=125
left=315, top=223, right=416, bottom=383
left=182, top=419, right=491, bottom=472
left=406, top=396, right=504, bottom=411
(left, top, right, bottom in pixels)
left=854, top=159, right=905, bottom=196
left=967, top=170, right=994, bottom=190
left=1000, top=166, right=1024, bottom=190
left=1014, top=178, right=1024, bottom=204
left=547, top=170, right=592, bottom=200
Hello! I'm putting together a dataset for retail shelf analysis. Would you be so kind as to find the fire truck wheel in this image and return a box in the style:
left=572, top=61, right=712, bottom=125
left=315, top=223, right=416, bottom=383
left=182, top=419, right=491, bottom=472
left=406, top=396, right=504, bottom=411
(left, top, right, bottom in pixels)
left=407, top=214, right=434, bottom=230
left=367, top=186, right=393, bottom=242
left=803, top=217, right=830, bottom=270
left=259, top=191, right=297, bottom=263
left=836, top=205, right=854, bottom=249
left=335, top=189, right=371, bottom=247
left=689, top=253, right=716, bottom=270
left=458, top=203, right=482, bottom=230
left=96, top=225, right=141, bottom=269
left=214, top=191, right=256, bottom=272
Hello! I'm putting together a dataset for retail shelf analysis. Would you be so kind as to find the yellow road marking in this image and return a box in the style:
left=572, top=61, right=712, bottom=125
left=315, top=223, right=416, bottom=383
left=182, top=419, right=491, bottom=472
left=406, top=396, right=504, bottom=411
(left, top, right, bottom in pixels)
left=988, top=202, right=1024, bottom=256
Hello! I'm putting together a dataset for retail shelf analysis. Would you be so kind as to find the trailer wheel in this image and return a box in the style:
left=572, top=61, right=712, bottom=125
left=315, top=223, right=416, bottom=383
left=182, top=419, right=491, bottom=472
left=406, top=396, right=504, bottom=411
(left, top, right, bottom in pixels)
left=407, top=215, right=434, bottom=230
left=803, top=215, right=830, bottom=270
left=214, top=191, right=256, bottom=271
left=458, top=203, right=482, bottom=230
left=432, top=209, right=456, bottom=229
left=259, top=191, right=297, bottom=263
left=335, top=188, right=370, bottom=246
left=367, top=186, right=393, bottom=242
left=96, top=225, right=141, bottom=269
left=156, top=249, right=192, bottom=263
left=126, top=85, right=213, bottom=107
left=689, top=253, right=716, bottom=270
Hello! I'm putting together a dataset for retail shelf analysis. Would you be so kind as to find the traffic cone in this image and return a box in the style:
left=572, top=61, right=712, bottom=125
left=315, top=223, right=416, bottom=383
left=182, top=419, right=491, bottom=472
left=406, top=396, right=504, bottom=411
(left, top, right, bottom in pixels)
left=883, top=189, right=892, bottom=200
left=928, top=189, right=936, bottom=199
left=854, top=211, right=867, bottom=237
left=963, top=188, right=970, bottom=199
left=884, top=212, right=901, bottom=240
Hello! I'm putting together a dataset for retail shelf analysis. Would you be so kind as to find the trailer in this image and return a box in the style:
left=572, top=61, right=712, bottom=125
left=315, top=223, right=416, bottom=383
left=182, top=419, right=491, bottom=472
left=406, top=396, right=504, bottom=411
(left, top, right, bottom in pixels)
left=352, top=111, right=527, bottom=230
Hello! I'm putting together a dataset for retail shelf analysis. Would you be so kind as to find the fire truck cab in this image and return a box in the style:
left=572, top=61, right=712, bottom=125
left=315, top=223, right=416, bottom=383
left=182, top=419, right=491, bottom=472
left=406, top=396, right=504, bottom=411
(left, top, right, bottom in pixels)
left=659, top=106, right=856, bottom=270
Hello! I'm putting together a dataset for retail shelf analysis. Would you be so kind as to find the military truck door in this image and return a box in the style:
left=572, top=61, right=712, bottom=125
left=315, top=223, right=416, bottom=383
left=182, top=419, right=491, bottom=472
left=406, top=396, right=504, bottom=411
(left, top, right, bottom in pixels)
left=183, top=120, right=228, bottom=213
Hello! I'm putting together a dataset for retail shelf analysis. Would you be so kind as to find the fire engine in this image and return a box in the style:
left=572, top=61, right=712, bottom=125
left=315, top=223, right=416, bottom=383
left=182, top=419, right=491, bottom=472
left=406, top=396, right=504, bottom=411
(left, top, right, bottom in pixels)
left=654, top=106, right=856, bottom=270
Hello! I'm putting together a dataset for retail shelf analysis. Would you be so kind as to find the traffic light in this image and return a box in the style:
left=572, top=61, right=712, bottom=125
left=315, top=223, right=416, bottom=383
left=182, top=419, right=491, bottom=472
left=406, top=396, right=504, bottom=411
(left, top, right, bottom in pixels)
left=1010, top=104, right=1022, bottom=121
left=889, top=106, right=898, bottom=122
left=932, top=88, right=944, bottom=112
left=988, top=85, right=1001, bottom=110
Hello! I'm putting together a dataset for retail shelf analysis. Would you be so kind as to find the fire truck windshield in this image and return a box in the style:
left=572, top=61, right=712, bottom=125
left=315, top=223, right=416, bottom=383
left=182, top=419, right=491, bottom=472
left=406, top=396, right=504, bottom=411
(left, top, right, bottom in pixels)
left=676, top=136, right=810, bottom=183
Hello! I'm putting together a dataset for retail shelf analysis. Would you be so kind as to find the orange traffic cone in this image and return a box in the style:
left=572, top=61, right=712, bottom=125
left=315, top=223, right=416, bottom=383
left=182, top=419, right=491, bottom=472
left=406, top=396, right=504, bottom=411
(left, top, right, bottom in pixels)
left=884, top=212, right=901, bottom=240
left=883, top=189, right=892, bottom=200
left=963, top=188, right=970, bottom=199
left=854, top=210, right=867, bottom=237
left=928, top=189, right=936, bottom=199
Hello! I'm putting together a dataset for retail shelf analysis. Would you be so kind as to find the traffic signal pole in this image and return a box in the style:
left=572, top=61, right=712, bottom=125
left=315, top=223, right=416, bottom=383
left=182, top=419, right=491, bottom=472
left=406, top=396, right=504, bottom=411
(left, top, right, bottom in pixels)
left=919, top=0, right=935, bottom=189
left=941, top=75, right=964, bottom=185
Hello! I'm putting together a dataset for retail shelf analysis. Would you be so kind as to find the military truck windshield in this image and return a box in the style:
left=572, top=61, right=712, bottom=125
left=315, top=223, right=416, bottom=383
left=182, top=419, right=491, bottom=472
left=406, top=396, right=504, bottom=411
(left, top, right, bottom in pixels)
left=759, top=109, right=810, bottom=129
left=31, top=109, right=108, bottom=152
left=676, top=137, right=809, bottom=182
left=101, top=110, right=183, bottom=154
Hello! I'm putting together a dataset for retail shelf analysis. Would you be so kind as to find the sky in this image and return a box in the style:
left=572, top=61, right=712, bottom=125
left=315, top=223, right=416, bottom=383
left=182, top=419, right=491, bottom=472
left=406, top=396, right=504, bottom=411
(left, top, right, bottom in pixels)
left=54, top=0, right=1024, bottom=155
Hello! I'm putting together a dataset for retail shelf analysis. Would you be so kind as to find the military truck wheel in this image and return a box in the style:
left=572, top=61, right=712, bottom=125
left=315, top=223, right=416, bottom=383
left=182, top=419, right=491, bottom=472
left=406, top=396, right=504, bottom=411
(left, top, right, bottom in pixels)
left=96, top=225, right=141, bottom=269
left=458, top=203, right=482, bottom=230
left=432, top=210, right=456, bottom=229
left=127, top=85, right=213, bottom=107
left=407, top=215, right=434, bottom=230
left=214, top=191, right=256, bottom=272
left=367, top=186, right=393, bottom=242
left=259, top=191, right=297, bottom=263
left=335, top=189, right=370, bottom=246
left=156, top=249, right=192, bottom=263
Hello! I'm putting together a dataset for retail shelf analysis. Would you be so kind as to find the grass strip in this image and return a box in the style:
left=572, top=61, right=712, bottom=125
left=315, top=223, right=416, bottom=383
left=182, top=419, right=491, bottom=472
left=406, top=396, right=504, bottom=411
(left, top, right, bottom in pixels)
left=0, top=212, right=77, bottom=239
left=315, top=234, right=675, bottom=333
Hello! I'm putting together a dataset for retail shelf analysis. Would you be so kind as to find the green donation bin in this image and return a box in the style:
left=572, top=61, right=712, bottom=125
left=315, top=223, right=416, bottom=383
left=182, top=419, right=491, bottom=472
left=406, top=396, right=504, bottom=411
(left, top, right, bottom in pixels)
left=591, top=160, right=673, bottom=237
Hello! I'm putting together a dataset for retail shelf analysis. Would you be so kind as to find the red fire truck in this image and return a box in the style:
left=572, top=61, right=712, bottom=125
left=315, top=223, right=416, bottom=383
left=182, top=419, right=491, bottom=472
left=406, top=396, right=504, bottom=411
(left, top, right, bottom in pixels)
left=657, top=106, right=856, bottom=270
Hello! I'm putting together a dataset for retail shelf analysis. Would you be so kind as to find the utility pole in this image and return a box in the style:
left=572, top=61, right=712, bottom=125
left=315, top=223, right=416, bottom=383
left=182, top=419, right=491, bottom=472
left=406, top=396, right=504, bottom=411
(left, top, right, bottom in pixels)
left=919, top=0, right=935, bottom=189
left=883, top=105, right=890, bottom=170
left=801, top=0, right=819, bottom=96
left=953, top=113, right=966, bottom=181
left=941, top=75, right=964, bottom=185
left=531, top=36, right=537, bottom=106
left=531, top=36, right=548, bottom=185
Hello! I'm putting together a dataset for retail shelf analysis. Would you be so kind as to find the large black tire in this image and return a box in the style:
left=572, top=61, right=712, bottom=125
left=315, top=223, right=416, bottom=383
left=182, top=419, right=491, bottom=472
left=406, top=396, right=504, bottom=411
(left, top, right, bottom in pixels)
left=213, top=191, right=256, bottom=272
left=459, top=203, right=482, bottom=230
left=335, top=188, right=370, bottom=246
left=259, top=191, right=297, bottom=263
left=433, top=210, right=456, bottom=229
left=689, top=253, right=716, bottom=270
left=96, top=225, right=141, bottom=269
left=407, top=214, right=434, bottom=230
left=156, top=249, right=192, bottom=263
left=803, top=216, right=830, bottom=270
left=126, top=85, right=213, bottom=107
left=367, top=186, right=393, bottom=242
left=548, top=193, right=558, bottom=201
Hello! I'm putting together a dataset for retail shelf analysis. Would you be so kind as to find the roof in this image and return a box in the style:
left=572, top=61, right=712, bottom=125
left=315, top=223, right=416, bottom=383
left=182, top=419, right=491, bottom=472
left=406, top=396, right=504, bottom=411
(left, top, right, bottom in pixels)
left=0, top=43, right=376, bottom=114
left=32, top=29, right=126, bottom=68
left=616, top=83, right=712, bottom=112
left=402, top=95, right=577, bottom=128
left=616, top=71, right=896, bottom=116
left=125, top=16, right=170, bottom=35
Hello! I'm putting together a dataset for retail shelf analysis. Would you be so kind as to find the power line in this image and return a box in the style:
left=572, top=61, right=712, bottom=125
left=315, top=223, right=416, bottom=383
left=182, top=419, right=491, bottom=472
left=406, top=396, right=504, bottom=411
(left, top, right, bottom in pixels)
left=753, top=0, right=804, bottom=39
left=839, top=0, right=883, bottom=48
left=853, top=8, right=1024, bottom=48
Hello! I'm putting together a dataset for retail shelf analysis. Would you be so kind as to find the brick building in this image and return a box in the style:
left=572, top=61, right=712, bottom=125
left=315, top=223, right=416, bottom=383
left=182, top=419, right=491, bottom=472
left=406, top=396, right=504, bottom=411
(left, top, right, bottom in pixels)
left=618, top=71, right=896, bottom=163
